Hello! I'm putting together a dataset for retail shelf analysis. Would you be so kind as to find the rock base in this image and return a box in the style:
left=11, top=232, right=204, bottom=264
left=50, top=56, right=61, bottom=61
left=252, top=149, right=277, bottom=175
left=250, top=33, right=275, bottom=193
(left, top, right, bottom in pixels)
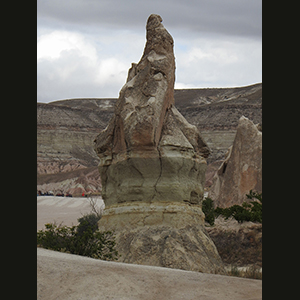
left=98, top=202, right=226, bottom=274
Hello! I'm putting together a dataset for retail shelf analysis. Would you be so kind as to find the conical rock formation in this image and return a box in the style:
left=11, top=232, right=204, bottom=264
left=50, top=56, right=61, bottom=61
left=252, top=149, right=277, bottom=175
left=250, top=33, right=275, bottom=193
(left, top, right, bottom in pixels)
left=94, top=14, right=225, bottom=274
left=208, top=116, right=262, bottom=207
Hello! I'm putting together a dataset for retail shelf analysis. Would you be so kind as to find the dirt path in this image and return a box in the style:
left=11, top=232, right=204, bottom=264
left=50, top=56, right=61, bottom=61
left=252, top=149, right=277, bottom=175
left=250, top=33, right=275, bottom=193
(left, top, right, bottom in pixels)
left=37, top=248, right=262, bottom=300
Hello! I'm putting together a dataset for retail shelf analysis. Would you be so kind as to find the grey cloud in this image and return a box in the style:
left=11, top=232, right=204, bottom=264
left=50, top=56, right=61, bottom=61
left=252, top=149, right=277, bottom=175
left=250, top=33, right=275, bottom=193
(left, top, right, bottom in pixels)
left=37, top=0, right=261, bottom=39
left=37, top=49, right=126, bottom=102
left=37, top=0, right=261, bottom=103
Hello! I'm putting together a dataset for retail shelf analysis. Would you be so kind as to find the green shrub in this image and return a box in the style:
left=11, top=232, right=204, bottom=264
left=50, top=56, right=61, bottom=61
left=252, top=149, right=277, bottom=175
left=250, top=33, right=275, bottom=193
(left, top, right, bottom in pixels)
left=77, top=213, right=100, bottom=237
left=214, top=206, right=231, bottom=219
left=37, top=214, right=119, bottom=261
left=203, top=190, right=262, bottom=224
left=232, top=203, right=253, bottom=223
left=246, top=190, right=262, bottom=223
left=36, top=223, right=75, bottom=252
left=246, top=190, right=262, bottom=202
left=202, top=197, right=215, bottom=226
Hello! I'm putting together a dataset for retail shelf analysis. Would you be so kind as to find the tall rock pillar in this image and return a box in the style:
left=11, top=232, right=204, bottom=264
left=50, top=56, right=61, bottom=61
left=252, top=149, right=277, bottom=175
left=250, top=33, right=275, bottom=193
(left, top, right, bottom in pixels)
left=94, top=14, right=225, bottom=274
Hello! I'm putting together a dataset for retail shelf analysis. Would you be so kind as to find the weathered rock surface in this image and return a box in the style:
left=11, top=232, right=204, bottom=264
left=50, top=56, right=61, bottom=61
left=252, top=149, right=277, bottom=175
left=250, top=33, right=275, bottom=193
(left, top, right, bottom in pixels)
left=94, top=14, right=225, bottom=274
left=37, top=83, right=261, bottom=194
left=37, top=166, right=101, bottom=196
left=37, top=102, right=107, bottom=194
left=37, top=102, right=106, bottom=175
left=208, top=116, right=262, bottom=207
left=206, top=216, right=262, bottom=268
left=37, top=248, right=262, bottom=300
left=94, top=14, right=209, bottom=207
left=99, top=202, right=225, bottom=274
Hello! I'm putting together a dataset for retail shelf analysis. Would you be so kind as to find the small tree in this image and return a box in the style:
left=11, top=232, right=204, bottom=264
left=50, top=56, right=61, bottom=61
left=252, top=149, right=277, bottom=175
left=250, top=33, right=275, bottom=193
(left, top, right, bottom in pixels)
left=77, top=214, right=100, bottom=237
left=87, top=196, right=104, bottom=219
left=202, top=197, right=215, bottom=226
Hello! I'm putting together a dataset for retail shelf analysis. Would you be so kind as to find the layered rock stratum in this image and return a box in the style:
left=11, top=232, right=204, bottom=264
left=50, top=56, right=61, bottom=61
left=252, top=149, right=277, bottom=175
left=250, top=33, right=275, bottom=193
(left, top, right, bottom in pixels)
left=93, top=14, right=225, bottom=274
left=37, top=84, right=261, bottom=195
left=37, top=102, right=107, bottom=194
left=37, top=102, right=108, bottom=175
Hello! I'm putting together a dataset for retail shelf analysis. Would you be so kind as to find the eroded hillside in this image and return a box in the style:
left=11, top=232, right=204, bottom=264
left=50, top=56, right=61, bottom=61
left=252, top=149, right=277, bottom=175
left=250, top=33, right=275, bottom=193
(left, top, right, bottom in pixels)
left=37, top=83, right=261, bottom=193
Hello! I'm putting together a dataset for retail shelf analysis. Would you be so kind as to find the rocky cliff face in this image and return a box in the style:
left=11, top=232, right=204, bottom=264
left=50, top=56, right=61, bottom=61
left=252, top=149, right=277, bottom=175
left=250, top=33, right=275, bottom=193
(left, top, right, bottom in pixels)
left=37, top=83, right=261, bottom=193
left=175, top=83, right=262, bottom=163
left=37, top=102, right=107, bottom=194
left=37, top=166, right=101, bottom=196
left=38, top=83, right=261, bottom=170
left=37, top=103, right=107, bottom=174
left=37, top=92, right=261, bottom=197
left=94, top=14, right=225, bottom=274
left=37, top=19, right=261, bottom=197
left=208, top=116, right=262, bottom=207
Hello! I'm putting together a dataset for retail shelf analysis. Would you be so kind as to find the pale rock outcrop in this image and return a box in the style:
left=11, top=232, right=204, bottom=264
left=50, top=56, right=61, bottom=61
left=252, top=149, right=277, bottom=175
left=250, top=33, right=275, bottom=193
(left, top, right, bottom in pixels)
left=94, top=14, right=225, bottom=274
left=37, top=248, right=262, bottom=300
left=208, top=116, right=262, bottom=208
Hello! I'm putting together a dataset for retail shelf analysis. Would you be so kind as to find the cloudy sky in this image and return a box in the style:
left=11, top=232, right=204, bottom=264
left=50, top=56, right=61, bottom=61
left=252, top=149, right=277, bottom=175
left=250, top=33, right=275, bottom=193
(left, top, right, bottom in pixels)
left=37, top=0, right=262, bottom=103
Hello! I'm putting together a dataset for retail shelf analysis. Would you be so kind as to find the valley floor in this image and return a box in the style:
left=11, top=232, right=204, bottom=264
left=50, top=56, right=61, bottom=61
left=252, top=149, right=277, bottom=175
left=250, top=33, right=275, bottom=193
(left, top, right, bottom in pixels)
left=37, top=196, right=262, bottom=280
left=37, top=196, right=104, bottom=230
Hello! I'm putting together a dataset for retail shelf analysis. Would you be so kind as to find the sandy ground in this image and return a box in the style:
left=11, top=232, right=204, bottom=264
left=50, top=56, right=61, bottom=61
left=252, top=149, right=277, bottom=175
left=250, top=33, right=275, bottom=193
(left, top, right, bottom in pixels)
left=37, top=196, right=104, bottom=230
left=37, top=248, right=262, bottom=300
left=37, top=196, right=262, bottom=299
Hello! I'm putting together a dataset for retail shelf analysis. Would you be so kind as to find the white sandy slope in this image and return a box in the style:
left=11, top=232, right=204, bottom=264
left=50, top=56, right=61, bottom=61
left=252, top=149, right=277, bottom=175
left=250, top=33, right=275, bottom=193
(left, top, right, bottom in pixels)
left=37, top=248, right=262, bottom=300
left=37, top=196, right=104, bottom=230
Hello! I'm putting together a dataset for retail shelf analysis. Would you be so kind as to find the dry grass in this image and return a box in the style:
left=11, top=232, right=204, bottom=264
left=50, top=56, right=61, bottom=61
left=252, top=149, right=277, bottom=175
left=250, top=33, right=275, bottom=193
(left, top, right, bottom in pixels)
left=206, top=217, right=262, bottom=268
left=205, top=216, right=262, bottom=280
left=226, top=264, right=262, bottom=280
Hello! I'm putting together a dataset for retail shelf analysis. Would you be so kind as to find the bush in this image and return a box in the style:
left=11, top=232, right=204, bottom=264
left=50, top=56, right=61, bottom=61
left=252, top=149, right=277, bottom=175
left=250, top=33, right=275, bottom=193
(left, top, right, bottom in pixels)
left=37, top=213, right=119, bottom=261
left=37, top=223, right=74, bottom=252
left=203, top=190, right=262, bottom=224
left=232, top=203, right=253, bottom=223
left=214, top=206, right=231, bottom=219
left=77, top=213, right=100, bottom=237
left=246, top=190, right=262, bottom=223
left=202, top=197, right=215, bottom=226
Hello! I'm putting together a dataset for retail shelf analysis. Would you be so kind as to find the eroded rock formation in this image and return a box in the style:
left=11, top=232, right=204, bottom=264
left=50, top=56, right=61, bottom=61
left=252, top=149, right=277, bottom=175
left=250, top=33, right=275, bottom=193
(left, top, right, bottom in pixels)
left=208, top=116, right=262, bottom=207
left=94, top=14, right=225, bottom=274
